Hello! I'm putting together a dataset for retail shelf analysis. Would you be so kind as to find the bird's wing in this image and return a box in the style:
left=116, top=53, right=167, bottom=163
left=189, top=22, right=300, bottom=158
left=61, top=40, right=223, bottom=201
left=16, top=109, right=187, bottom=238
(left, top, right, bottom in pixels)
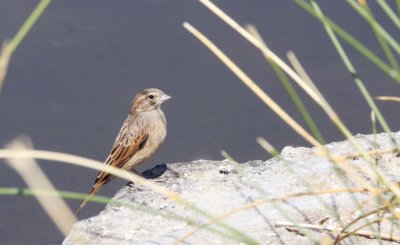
left=96, top=127, right=149, bottom=184
left=75, top=125, right=149, bottom=216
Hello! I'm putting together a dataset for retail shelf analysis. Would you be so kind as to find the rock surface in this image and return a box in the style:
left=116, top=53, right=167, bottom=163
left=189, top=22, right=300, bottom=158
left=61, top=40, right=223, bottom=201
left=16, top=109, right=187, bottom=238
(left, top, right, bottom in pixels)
left=63, top=133, right=400, bottom=245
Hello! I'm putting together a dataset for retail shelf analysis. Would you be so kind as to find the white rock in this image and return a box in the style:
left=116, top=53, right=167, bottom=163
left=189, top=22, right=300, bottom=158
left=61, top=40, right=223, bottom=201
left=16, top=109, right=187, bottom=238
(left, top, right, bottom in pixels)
left=63, top=133, right=400, bottom=245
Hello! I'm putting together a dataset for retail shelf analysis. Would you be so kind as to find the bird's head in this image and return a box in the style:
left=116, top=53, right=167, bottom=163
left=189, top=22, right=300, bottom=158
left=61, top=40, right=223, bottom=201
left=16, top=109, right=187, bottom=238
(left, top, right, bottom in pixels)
left=131, top=88, right=171, bottom=113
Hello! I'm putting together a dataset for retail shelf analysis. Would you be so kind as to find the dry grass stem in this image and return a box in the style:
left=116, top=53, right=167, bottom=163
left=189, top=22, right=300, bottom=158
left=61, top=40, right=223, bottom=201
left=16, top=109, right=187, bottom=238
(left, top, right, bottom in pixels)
left=202, top=1, right=400, bottom=199
left=334, top=219, right=388, bottom=244
left=173, top=187, right=370, bottom=244
left=335, top=218, right=383, bottom=243
left=184, top=21, right=379, bottom=189
left=0, top=41, right=11, bottom=90
left=371, top=111, right=376, bottom=127
left=0, top=142, right=267, bottom=244
left=375, top=96, right=400, bottom=102
left=329, top=155, right=382, bottom=190
left=333, top=148, right=399, bottom=161
left=183, top=22, right=321, bottom=148
left=192, top=1, right=397, bottom=196
left=325, top=155, right=378, bottom=192
left=0, top=148, right=180, bottom=202
left=173, top=199, right=266, bottom=245
left=4, top=137, right=77, bottom=236
left=317, top=148, right=399, bottom=196
left=256, top=137, right=278, bottom=155
left=275, top=220, right=400, bottom=243
left=286, top=51, right=324, bottom=100
left=198, top=0, right=336, bottom=118
left=340, top=206, right=388, bottom=234
left=277, top=188, right=370, bottom=200
left=183, top=21, right=381, bottom=192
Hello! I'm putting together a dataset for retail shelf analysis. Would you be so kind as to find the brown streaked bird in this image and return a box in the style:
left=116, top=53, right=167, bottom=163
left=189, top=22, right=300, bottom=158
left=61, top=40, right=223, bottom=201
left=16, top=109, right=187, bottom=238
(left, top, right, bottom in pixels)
left=75, top=88, right=171, bottom=215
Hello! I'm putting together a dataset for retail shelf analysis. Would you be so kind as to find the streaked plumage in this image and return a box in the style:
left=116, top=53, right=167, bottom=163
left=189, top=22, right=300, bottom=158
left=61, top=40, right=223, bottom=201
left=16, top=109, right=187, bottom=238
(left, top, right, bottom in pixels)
left=75, top=88, right=171, bottom=215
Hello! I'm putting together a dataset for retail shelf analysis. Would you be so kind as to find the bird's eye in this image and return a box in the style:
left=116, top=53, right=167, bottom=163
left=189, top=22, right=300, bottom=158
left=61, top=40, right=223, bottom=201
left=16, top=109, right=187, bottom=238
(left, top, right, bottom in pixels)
left=148, top=95, right=154, bottom=99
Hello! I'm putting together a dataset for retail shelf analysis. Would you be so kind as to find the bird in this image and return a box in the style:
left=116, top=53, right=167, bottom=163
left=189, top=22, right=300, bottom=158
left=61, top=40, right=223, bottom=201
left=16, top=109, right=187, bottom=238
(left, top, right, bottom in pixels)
left=75, top=88, right=171, bottom=215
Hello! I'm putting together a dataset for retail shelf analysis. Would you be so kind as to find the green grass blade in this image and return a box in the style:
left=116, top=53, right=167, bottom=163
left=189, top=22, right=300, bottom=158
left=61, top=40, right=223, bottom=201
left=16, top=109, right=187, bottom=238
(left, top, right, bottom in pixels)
left=396, top=0, right=400, bottom=15
left=293, top=0, right=400, bottom=83
left=377, top=0, right=400, bottom=30
left=7, top=0, right=52, bottom=55
left=269, top=60, right=325, bottom=144
left=245, top=26, right=325, bottom=144
left=245, top=26, right=325, bottom=143
left=0, top=0, right=52, bottom=93
left=309, top=1, right=397, bottom=148
left=347, top=0, right=400, bottom=63
left=357, top=1, right=399, bottom=71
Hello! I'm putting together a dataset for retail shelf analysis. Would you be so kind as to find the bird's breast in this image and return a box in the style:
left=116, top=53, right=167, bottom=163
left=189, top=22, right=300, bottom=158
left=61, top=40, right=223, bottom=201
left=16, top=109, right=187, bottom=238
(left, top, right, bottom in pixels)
left=126, top=110, right=167, bottom=169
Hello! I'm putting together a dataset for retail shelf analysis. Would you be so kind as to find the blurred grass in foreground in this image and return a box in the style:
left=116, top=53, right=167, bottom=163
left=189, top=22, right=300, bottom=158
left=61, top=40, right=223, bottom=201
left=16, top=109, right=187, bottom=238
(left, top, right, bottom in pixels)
left=2, top=0, right=400, bottom=244
left=0, top=0, right=52, bottom=93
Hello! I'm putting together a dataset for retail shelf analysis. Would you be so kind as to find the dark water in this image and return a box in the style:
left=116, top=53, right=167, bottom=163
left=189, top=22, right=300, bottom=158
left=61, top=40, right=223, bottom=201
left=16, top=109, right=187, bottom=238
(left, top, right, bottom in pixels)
left=1, top=1, right=400, bottom=244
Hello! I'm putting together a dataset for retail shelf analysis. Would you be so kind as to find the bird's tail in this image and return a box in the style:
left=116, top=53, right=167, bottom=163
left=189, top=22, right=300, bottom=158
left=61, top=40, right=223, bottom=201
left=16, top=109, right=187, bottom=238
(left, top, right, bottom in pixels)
left=75, top=183, right=102, bottom=216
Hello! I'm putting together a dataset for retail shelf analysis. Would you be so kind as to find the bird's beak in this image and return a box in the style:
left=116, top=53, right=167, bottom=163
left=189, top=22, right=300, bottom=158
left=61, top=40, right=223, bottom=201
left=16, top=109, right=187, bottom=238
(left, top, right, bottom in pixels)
left=161, top=94, right=172, bottom=102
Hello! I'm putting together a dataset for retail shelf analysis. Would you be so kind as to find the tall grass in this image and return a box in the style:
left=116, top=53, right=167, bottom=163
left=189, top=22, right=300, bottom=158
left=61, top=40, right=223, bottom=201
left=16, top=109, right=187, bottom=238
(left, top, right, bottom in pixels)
left=2, top=0, right=400, bottom=244
left=0, top=0, right=52, bottom=93
left=181, top=0, right=400, bottom=243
